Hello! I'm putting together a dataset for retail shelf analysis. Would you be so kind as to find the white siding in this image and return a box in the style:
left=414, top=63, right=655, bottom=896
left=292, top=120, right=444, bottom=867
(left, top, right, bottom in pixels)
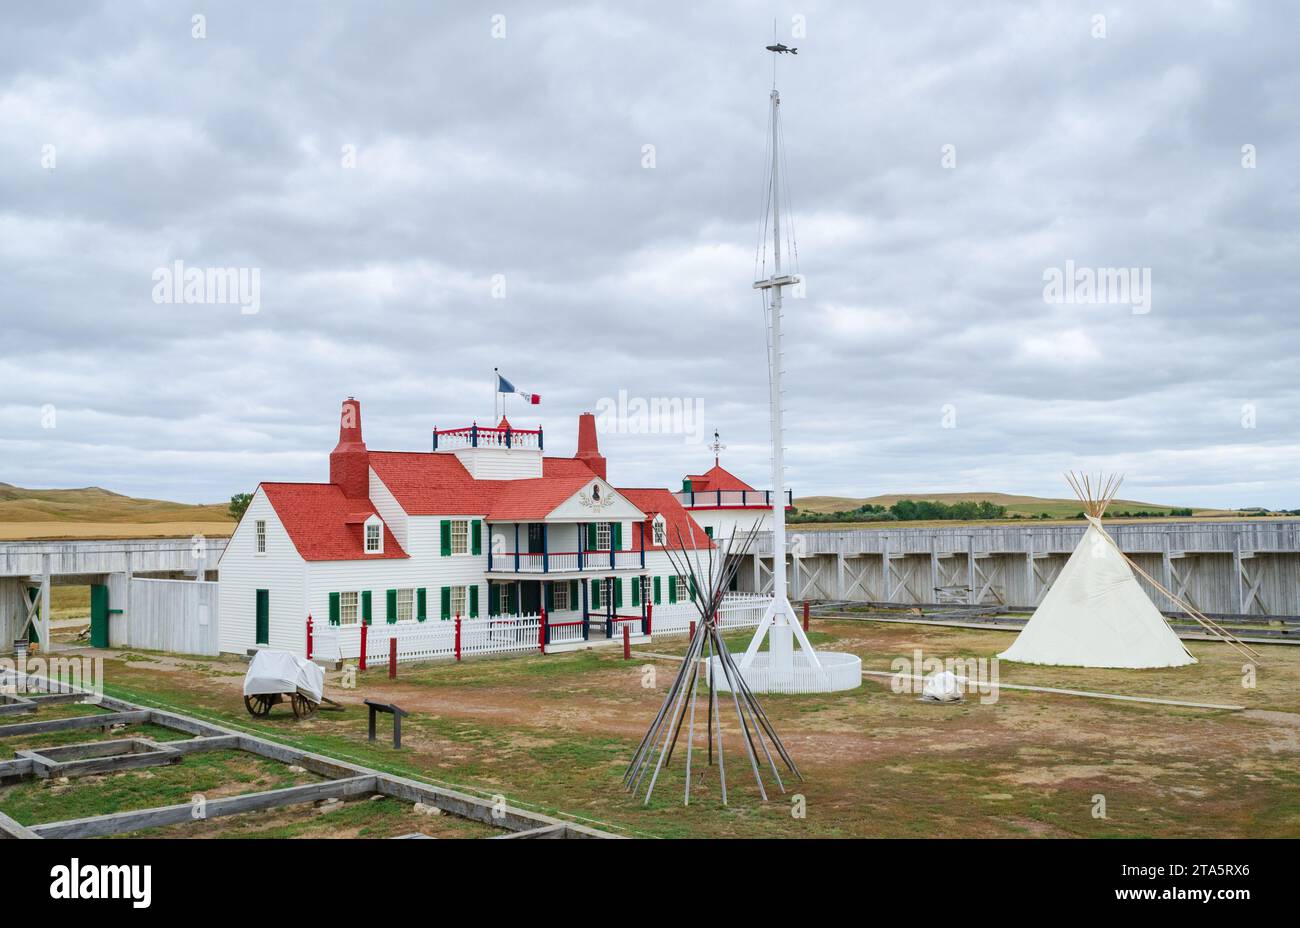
left=369, top=469, right=408, bottom=550
left=452, top=447, right=542, bottom=479
left=217, top=488, right=306, bottom=654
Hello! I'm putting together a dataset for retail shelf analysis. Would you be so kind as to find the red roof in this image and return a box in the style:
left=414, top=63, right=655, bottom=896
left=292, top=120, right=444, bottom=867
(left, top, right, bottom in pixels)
left=686, top=464, right=755, bottom=493
left=367, top=452, right=499, bottom=515
left=486, top=475, right=601, bottom=520
left=621, top=488, right=714, bottom=551
left=260, top=483, right=408, bottom=562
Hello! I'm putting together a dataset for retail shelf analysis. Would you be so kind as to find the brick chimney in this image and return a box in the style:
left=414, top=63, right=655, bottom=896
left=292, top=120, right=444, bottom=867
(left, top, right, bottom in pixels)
left=329, top=397, right=369, bottom=499
left=574, top=412, right=606, bottom=480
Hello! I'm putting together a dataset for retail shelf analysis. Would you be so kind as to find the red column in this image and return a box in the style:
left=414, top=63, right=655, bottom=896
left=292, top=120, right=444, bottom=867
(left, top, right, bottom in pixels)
left=455, top=616, right=462, bottom=661
left=689, top=619, right=696, bottom=640
left=539, top=607, right=548, bottom=653
left=646, top=603, right=653, bottom=636
left=389, top=637, right=397, bottom=679
left=306, top=614, right=313, bottom=661
left=623, top=624, right=630, bottom=660
left=359, top=622, right=368, bottom=672
left=803, top=600, right=810, bottom=632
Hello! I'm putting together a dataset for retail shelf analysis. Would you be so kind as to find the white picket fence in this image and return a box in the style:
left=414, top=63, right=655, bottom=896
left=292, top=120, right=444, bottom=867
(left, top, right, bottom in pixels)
left=310, top=593, right=773, bottom=666
left=649, top=593, right=770, bottom=637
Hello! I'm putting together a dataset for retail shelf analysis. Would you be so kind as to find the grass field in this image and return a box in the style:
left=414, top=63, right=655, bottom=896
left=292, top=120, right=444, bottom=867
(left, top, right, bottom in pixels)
left=0, top=483, right=235, bottom=540
left=795, top=491, right=1227, bottom=519
left=10, top=621, right=1296, bottom=839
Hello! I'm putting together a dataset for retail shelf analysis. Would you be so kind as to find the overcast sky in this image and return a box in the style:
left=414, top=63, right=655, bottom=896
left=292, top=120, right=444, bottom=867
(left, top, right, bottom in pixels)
left=2, top=1, right=1297, bottom=510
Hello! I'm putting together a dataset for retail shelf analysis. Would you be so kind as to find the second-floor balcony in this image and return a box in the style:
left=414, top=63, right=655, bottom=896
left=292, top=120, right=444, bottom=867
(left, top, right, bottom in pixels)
left=674, top=489, right=793, bottom=509
left=488, top=547, right=646, bottom=574
left=433, top=423, right=543, bottom=451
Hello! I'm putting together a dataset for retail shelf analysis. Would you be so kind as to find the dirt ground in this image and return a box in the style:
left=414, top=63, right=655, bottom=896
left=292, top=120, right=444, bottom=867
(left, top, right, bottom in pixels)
left=15, top=619, right=1300, bottom=839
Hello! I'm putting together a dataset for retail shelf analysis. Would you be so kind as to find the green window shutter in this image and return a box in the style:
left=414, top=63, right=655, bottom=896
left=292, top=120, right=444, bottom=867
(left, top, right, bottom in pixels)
left=612, top=522, right=623, bottom=550
left=469, top=585, right=480, bottom=618
left=362, top=590, right=373, bottom=624
left=668, top=576, right=677, bottom=603
left=689, top=576, right=697, bottom=598
left=440, top=520, right=452, bottom=556
left=615, top=578, right=624, bottom=608
left=630, top=577, right=640, bottom=607
left=386, top=589, right=397, bottom=624
left=544, top=583, right=554, bottom=613
left=489, top=583, right=499, bottom=617
left=328, top=592, right=340, bottom=626
left=653, top=576, right=662, bottom=604
left=704, top=526, right=714, bottom=539
left=471, top=520, right=482, bottom=556
left=591, top=579, right=601, bottom=609
left=417, top=588, right=427, bottom=622
left=440, top=586, right=451, bottom=620
left=587, top=523, right=597, bottom=550
left=569, top=580, right=579, bottom=609
left=505, top=584, right=516, bottom=614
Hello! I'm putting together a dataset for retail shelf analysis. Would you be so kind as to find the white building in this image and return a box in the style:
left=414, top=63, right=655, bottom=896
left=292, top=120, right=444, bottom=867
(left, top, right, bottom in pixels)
left=674, top=453, right=789, bottom=550
left=217, top=398, right=713, bottom=657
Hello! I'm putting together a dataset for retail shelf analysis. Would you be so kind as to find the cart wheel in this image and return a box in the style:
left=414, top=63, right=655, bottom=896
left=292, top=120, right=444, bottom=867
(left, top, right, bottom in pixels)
left=244, top=694, right=274, bottom=718
left=291, top=693, right=317, bottom=719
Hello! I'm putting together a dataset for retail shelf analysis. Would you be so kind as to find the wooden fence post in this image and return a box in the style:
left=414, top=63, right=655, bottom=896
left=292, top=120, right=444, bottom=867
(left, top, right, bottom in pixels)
left=539, top=608, right=548, bottom=652
left=306, top=614, right=313, bottom=661
left=623, top=624, right=630, bottom=660
left=360, top=622, right=368, bottom=672
left=388, top=637, right=397, bottom=679
left=803, top=600, right=810, bottom=632
left=454, top=615, right=462, bottom=661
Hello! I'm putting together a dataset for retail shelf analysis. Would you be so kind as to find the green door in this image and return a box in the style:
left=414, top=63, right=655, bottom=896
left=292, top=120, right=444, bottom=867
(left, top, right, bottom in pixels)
left=255, top=589, right=270, bottom=645
left=90, top=584, right=110, bottom=648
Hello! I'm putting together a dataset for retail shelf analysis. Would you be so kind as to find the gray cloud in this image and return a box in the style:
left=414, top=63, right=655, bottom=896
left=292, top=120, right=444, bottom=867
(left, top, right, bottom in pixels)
left=1, top=0, right=1297, bottom=509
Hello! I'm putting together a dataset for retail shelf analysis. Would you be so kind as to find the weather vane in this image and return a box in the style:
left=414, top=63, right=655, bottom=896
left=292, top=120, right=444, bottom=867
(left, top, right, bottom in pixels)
left=710, top=429, right=726, bottom=465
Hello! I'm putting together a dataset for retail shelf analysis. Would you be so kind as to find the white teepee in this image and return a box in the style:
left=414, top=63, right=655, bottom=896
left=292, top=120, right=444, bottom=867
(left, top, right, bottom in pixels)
left=998, top=474, right=1196, bottom=669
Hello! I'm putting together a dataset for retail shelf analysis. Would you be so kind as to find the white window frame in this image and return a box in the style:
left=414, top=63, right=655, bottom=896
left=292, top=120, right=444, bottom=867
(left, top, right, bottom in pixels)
left=450, top=585, right=468, bottom=618
left=552, top=583, right=570, bottom=611
left=640, top=576, right=652, bottom=603
left=603, top=578, right=615, bottom=607
left=340, top=591, right=359, bottom=626
left=674, top=575, right=688, bottom=602
left=450, top=519, right=469, bottom=555
left=652, top=515, right=666, bottom=546
left=596, top=522, right=612, bottom=551
left=396, top=588, right=414, bottom=622
left=364, top=516, right=383, bottom=554
left=255, top=519, right=266, bottom=555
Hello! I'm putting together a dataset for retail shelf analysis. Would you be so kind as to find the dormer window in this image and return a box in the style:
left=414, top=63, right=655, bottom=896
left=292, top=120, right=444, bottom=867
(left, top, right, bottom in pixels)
left=652, top=515, right=667, bottom=546
left=364, top=516, right=383, bottom=554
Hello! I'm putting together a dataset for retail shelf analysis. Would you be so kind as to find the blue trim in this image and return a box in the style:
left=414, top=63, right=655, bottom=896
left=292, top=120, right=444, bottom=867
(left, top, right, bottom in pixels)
left=514, top=524, right=520, bottom=572
left=542, top=522, right=549, bottom=573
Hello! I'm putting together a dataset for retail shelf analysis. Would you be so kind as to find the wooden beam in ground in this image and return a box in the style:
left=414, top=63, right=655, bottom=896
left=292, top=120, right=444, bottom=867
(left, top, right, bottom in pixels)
left=0, top=808, right=39, bottom=840
left=0, top=710, right=150, bottom=738
left=30, top=775, right=378, bottom=839
left=490, top=824, right=567, bottom=839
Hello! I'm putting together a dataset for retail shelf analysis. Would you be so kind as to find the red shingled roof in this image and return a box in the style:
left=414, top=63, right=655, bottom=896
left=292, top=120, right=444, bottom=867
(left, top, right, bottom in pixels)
left=686, top=464, right=755, bottom=493
left=486, top=475, right=602, bottom=520
left=261, top=483, right=408, bottom=562
left=366, top=452, right=599, bottom=516
left=621, top=488, right=714, bottom=551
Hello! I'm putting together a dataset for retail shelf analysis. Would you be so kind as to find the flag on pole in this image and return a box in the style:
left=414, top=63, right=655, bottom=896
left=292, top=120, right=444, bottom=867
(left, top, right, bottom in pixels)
left=496, top=371, right=540, bottom=405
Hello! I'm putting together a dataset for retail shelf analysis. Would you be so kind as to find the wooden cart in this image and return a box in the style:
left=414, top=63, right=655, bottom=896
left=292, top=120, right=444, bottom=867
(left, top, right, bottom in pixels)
left=243, top=689, right=342, bottom=719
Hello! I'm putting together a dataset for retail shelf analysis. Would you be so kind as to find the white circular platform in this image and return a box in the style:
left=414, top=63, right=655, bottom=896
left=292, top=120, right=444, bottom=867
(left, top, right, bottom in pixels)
left=709, top=651, right=862, bottom=694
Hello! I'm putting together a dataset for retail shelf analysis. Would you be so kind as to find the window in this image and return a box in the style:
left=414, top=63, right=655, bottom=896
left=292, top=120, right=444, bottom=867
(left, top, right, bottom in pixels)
left=603, top=578, right=614, bottom=606
left=396, top=588, right=414, bottom=622
left=365, top=521, right=382, bottom=553
left=552, top=583, right=569, bottom=611
left=641, top=576, right=652, bottom=603
left=674, top=575, right=688, bottom=602
left=340, top=591, right=359, bottom=626
left=451, top=585, right=468, bottom=618
left=596, top=522, right=611, bottom=551
left=255, top=520, right=266, bottom=554
left=450, top=519, right=469, bottom=555
left=652, top=516, right=666, bottom=546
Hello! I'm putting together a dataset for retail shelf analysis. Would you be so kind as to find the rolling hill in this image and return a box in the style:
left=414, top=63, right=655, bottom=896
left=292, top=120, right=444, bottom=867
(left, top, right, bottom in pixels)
left=794, top=491, right=1208, bottom=519
left=0, top=483, right=235, bottom=540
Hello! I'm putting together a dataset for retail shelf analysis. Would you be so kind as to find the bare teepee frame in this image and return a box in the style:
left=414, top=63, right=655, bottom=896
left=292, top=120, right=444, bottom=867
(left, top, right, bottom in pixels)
left=624, top=519, right=802, bottom=806
left=1065, top=472, right=1262, bottom=665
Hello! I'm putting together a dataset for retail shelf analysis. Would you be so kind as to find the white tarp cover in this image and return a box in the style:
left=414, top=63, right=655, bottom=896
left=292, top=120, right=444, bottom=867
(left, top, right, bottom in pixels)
left=922, top=670, right=963, bottom=702
left=243, top=649, right=325, bottom=702
left=999, top=518, right=1197, bottom=669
